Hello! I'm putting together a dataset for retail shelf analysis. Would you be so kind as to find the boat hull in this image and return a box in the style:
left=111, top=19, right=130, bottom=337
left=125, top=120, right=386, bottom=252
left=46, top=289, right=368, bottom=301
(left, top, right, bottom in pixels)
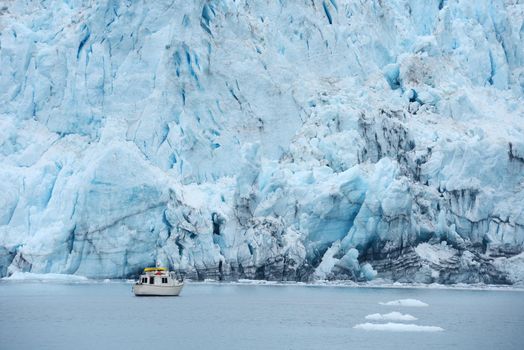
left=132, top=283, right=184, bottom=296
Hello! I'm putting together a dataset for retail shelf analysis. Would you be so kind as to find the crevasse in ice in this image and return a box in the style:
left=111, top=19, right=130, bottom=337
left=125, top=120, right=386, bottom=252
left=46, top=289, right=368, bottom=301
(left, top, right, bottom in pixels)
left=1, top=0, right=523, bottom=283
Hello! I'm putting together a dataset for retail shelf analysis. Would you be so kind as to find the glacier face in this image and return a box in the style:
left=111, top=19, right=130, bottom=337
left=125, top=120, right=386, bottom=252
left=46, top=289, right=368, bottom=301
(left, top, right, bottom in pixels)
left=1, top=0, right=524, bottom=283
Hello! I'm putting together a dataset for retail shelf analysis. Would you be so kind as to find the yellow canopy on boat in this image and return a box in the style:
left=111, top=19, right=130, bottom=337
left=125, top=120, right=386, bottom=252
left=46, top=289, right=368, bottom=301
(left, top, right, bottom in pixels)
left=144, top=267, right=167, bottom=272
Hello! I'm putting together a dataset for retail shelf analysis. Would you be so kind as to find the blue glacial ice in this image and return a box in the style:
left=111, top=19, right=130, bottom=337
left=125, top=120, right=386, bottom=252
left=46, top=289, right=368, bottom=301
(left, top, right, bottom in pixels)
left=0, top=0, right=523, bottom=283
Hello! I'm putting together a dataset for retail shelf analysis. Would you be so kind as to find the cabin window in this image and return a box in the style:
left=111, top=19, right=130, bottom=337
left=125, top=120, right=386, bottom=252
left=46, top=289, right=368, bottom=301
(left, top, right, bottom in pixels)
left=149, top=276, right=155, bottom=284
left=141, top=277, right=147, bottom=283
left=162, top=277, right=168, bottom=284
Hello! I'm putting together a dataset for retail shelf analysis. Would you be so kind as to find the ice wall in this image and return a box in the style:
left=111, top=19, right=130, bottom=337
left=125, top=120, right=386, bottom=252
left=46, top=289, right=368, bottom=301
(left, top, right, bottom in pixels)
left=1, top=0, right=523, bottom=283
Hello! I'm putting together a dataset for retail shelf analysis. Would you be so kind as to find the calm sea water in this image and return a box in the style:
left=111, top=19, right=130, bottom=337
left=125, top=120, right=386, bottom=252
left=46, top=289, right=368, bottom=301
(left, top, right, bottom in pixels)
left=0, top=282, right=523, bottom=350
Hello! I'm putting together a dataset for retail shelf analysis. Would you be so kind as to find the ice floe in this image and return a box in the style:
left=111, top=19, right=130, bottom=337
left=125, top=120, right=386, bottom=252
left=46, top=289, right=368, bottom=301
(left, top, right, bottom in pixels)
left=379, top=299, right=429, bottom=307
left=354, top=322, right=443, bottom=332
left=365, top=312, right=417, bottom=321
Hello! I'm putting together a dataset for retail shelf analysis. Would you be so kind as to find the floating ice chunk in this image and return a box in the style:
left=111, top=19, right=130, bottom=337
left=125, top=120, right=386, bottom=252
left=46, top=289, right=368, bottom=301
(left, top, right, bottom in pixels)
left=379, top=299, right=429, bottom=307
left=3, top=272, right=89, bottom=282
left=354, top=322, right=443, bottom=332
left=236, top=279, right=278, bottom=285
left=365, top=312, right=418, bottom=321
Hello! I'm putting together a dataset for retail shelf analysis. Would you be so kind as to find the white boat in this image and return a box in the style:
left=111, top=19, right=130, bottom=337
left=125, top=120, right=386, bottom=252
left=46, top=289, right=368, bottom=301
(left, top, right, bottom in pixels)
left=132, top=267, right=184, bottom=296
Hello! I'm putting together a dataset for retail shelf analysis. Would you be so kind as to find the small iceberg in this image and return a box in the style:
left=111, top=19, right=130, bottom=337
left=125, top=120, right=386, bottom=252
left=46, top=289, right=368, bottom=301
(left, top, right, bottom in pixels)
left=354, top=322, right=443, bottom=332
left=365, top=312, right=417, bottom=321
left=379, top=299, right=429, bottom=307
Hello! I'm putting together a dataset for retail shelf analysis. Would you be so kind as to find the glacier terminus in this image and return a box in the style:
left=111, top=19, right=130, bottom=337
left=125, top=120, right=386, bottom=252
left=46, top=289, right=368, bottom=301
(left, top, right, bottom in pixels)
left=0, top=0, right=523, bottom=284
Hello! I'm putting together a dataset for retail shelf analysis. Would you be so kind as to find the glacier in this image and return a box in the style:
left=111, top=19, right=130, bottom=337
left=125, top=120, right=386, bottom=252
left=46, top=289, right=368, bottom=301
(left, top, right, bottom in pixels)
left=0, top=0, right=523, bottom=284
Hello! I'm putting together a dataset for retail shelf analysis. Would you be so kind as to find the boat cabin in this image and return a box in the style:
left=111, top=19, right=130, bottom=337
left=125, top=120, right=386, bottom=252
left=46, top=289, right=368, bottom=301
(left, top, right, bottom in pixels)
left=136, top=267, right=180, bottom=286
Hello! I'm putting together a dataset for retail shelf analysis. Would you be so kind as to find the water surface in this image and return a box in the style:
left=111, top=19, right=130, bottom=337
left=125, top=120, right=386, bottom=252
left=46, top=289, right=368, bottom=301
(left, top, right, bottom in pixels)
left=0, top=282, right=523, bottom=350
